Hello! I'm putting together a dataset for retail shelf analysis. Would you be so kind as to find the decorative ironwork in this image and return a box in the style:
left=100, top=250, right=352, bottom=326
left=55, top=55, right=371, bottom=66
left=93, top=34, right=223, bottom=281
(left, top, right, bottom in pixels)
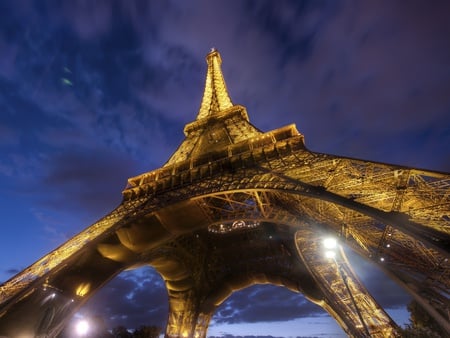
left=0, top=50, right=449, bottom=338
left=208, top=220, right=261, bottom=234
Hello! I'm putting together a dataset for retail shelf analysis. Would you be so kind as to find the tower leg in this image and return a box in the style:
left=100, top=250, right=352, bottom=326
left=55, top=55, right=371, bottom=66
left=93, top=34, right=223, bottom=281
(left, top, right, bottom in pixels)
left=294, top=226, right=400, bottom=338
left=165, top=289, right=212, bottom=338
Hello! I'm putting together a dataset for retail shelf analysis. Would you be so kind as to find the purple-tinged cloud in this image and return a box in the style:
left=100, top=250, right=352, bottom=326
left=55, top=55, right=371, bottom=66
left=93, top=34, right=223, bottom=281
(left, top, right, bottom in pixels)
left=79, top=268, right=168, bottom=329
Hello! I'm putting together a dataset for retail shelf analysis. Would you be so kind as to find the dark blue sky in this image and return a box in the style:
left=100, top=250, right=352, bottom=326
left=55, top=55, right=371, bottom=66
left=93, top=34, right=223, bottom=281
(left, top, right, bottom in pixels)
left=1, top=0, right=449, bottom=336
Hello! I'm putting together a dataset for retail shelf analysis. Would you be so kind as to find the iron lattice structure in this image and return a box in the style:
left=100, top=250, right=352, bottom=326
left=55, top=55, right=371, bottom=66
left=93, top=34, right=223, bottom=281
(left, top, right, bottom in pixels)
left=0, top=50, right=449, bottom=338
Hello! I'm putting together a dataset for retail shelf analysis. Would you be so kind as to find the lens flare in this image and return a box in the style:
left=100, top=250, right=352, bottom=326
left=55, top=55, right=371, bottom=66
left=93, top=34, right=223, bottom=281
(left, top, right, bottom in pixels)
left=323, top=237, right=337, bottom=249
left=75, top=319, right=89, bottom=336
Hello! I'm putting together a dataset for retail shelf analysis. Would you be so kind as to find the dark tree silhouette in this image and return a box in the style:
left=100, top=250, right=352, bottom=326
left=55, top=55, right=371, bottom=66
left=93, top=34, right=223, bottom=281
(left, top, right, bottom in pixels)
left=111, top=326, right=132, bottom=338
left=132, top=325, right=161, bottom=338
left=400, top=300, right=445, bottom=337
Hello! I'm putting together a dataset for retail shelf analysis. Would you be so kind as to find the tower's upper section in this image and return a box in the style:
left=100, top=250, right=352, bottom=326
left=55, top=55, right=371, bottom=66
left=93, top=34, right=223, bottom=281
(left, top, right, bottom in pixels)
left=125, top=49, right=303, bottom=190
left=163, top=49, right=261, bottom=166
left=196, top=48, right=234, bottom=119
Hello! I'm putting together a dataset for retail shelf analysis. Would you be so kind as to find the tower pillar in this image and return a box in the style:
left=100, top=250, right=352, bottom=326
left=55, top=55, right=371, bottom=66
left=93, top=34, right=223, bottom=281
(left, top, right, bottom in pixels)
left=165, top=288, right=213, bottom=338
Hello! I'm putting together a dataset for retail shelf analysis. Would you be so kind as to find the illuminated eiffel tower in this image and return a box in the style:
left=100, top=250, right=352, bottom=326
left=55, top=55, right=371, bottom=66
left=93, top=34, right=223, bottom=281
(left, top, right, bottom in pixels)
left=0, top=49, right=449, bottom=338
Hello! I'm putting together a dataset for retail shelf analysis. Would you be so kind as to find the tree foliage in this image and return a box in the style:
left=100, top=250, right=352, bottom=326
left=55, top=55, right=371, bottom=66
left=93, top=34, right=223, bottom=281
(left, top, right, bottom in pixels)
left=132, top=325, right=162, bottom=338
left=110, top=325, right=161, bottom=338
left=399, top=300, right=446, bottom=338
left=111, top=325, right=132, bottom=338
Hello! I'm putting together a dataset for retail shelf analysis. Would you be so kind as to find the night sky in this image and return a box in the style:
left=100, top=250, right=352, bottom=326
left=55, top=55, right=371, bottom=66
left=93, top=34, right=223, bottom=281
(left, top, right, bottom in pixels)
left=1, top=1, right=449, bottom=337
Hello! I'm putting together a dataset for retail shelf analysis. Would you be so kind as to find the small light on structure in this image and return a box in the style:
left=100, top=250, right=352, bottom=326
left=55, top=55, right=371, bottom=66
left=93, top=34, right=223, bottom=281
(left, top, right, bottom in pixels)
left=325, top=250, right=336, bottom=259
left=323, top=237, right=337, bottom=249
left=76, top=282, right=91, bottom=297
left=386, top=244, right=391, bottom=248
left=75, top=319, right=89, bottom=336
left=380, top=257, right=385, bottom=262
left=182, top=330, right=189, bottom=337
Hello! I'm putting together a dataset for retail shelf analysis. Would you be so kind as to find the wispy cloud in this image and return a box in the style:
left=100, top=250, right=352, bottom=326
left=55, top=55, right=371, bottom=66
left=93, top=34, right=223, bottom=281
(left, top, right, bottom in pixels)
left=79, top=268, right=168, bottom=329
left=0, top=0, right=446, bottom=333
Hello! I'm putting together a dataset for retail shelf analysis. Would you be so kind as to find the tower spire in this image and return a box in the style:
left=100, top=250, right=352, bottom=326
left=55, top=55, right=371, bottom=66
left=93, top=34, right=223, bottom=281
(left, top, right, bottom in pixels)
left=196, top=48, right=233, bottom=120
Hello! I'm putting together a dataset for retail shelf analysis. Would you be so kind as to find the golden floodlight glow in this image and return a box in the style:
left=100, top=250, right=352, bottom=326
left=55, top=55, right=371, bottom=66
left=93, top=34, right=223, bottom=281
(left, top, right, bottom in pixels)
left=1, top=49, right=447, bottom=338
left=75, top=283, right=90, bottom=297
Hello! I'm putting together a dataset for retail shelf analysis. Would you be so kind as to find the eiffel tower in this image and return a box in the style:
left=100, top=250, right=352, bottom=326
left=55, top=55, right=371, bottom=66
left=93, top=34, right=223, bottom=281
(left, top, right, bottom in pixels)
left=0, top=49, right=449, bottom=338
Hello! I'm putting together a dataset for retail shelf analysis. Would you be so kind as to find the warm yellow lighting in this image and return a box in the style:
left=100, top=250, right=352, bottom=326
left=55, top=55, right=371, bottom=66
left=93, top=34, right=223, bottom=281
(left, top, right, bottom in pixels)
left=75, top=283, right=90, bottom=297
left=182, top=330, right=189, bottom=337
left=197, top=49, right=233, bottom=119
left=323, top=237, right=337, bottom=249
left=208, top=220, right=260, bottom=233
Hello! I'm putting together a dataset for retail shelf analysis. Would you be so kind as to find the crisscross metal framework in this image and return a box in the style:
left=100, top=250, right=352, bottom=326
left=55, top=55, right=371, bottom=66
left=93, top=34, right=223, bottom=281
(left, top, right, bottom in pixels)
left=0, top=50, right=449, bottom=338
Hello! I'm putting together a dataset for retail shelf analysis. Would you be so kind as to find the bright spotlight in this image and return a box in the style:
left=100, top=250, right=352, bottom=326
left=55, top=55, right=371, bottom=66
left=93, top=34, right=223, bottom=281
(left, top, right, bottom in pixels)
left=75, top=319, right=89, bottom=336
left=323, top=237, right=337, bottom=249
left=325, top=250, right=336, bottom=259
